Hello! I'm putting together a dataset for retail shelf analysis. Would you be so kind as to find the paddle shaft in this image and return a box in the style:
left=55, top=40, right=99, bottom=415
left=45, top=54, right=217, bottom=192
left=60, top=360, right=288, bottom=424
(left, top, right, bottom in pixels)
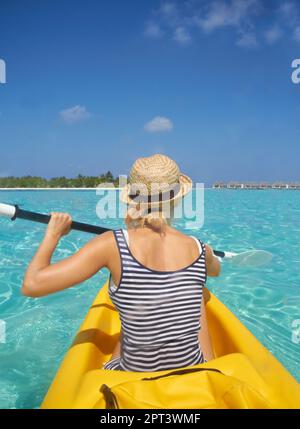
left=13, top=205, right=110, bottom=235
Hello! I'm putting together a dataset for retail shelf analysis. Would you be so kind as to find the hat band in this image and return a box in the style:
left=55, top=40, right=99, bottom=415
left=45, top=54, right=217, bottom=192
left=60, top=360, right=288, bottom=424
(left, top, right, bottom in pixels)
left=128, top=183, right=181, bottom=204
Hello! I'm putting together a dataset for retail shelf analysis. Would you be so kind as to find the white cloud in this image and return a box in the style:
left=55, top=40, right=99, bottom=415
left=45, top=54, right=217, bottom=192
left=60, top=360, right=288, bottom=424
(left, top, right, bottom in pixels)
left=173, top=26, right=191, bottom=44
left=161, top=2, right=177, bottom=15
left=196, top=0, right=261, bottom=33
left=60, top=105, right=91, bottom=124
left=293, top=26, right=300, bottom=42
left=265, top=25, right=283, bottom=44
left=277, top=2, right=300, bottom=43
left=144, top=2, right=180, bottom=43
left=280, top=2, right=297, bottom=19
left=236, top=30, right=258, bottom=48
left=279, top=2, right=299, bottom=28
left=160, top=2, right=178, bottom=23
left=144, top=22, right=163, bottom=38
left=144, top=116, right=173, bottom=133
left=145, top=0, right=295, bottom=49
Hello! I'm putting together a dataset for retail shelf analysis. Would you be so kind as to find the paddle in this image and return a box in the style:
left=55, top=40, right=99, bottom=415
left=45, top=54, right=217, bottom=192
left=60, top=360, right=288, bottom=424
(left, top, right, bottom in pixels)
left=0, top=203, right=272, bottom=267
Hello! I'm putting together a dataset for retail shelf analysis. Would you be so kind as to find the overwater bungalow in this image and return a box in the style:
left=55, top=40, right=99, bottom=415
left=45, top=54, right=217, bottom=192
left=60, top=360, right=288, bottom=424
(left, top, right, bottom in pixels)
left=259, top=182, right=272, bottom=189
left=227, top=182, right=243, bottom=189
left=272, top=182, right=288, bottom=189
left=212, top=181, right=299, bottom=189
left=213, top=182, right=227, bottom=189
left=288, top=182, right=300, bottom=190
left=243, top=182, right=260, bottom=189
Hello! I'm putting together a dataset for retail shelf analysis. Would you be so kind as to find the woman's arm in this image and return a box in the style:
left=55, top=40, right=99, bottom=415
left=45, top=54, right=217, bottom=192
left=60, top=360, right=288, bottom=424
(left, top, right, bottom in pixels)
left=205, top=244, right=221, bottom=277
left=22, top=212, right=113, bottom=298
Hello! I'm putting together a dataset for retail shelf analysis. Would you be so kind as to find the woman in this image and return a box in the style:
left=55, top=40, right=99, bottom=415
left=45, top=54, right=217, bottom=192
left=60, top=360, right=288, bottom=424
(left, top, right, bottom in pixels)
left=22, top=154, right=221, bottom=372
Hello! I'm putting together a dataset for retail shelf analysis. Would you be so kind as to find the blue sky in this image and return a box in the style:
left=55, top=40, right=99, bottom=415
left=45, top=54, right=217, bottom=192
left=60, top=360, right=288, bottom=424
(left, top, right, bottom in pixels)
left=0, top=0, right=300, bottom=185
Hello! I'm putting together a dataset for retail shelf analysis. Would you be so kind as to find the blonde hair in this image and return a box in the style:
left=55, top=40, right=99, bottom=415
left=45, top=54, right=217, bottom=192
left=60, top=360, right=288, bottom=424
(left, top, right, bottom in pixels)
left=125, top=202, right=175, bottom=234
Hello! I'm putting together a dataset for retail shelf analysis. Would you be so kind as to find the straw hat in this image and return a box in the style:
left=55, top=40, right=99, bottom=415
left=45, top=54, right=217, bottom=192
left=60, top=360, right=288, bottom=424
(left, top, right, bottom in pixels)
left=120, top=154, right=192, bottom=206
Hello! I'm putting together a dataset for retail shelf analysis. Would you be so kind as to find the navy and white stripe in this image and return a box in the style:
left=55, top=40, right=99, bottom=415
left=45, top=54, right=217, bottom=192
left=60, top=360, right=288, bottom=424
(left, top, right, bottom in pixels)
left=103, top=229, right=207, bottom=372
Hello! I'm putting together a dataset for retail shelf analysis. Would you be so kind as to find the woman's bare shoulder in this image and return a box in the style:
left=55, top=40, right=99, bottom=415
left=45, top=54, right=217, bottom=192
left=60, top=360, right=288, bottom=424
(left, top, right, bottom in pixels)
left=83, top=230, right=116, bottom=252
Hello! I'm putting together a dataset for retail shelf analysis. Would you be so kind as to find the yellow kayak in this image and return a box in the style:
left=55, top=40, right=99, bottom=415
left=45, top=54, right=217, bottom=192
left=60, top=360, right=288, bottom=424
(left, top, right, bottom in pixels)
left=41, top=281, right=300, bottom=409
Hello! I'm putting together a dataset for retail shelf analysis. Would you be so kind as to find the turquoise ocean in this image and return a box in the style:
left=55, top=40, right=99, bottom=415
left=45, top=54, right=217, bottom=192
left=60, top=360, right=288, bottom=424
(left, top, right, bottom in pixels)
left=0, top=189, right=299, bottom=409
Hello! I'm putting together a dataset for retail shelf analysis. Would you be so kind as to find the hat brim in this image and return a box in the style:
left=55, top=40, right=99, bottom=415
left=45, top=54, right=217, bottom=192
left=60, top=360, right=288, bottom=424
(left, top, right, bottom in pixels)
left=120, top=173, right=193, bottom=206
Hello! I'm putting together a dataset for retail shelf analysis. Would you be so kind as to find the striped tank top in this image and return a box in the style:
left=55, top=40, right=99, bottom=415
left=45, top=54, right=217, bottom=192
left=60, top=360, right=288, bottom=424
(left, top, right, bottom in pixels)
left=104, top=228, right=207, bottom=372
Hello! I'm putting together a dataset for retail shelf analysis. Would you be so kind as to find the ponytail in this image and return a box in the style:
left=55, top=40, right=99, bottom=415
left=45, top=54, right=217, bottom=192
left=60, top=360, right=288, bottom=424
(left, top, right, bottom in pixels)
left=143, top=211, right=167, bottom=233
left=125, top=205, right=169, bottom=234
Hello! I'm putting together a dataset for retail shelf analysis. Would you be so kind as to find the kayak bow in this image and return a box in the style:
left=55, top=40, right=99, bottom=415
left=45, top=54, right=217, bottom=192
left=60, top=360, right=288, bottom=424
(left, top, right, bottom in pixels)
left=41, top=281, right=300, bottom=409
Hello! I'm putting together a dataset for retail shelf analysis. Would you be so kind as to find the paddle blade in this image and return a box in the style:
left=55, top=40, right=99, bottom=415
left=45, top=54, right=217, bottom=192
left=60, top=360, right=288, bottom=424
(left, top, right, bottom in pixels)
left=230, top=250, right=273, bottom=267
left=0, top=203, right=16, bottom=219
